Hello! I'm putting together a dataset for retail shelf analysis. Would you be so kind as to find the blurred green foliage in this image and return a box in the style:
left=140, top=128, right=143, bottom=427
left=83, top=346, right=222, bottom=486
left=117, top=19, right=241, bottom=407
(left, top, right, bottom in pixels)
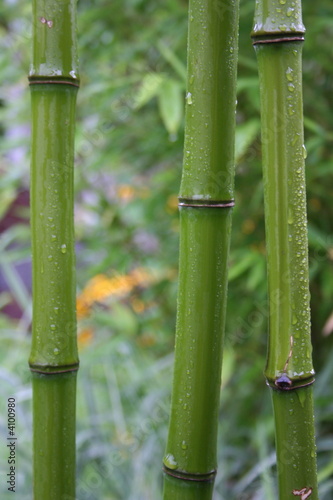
left=0, top=0, right=333, bottom=498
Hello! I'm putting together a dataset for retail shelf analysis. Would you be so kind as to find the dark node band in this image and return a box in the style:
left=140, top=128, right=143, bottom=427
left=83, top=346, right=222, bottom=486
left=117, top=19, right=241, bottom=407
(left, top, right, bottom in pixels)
left=28, top=77, right=80, bottom=88
left=178, top=199, right=235, bottom=208
left=252, top=35, right=305, bottom=46
left=29, top=363, right=79, bottom=375
left=163, top=465, right=216, bottom=482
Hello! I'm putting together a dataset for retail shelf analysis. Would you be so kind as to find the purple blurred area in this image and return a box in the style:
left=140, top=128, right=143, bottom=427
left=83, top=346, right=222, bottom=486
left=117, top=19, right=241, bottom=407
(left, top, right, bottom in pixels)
left=0, top=189, right=31, bottom=319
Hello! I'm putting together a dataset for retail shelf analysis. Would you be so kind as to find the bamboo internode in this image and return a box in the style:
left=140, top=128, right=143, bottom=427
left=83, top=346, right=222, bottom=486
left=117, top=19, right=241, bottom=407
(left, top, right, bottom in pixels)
left=252, top=0, right=318, bottom=497
left=163, top=1, right=239, bottom=498
left=29, top=0, right=79, bottom=497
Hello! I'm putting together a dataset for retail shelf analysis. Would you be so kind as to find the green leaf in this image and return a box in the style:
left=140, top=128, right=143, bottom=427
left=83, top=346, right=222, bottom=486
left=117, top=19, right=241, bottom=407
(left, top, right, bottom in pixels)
left=133, top=73, right=164, bottom=109
left=157, top=79, right=183, bottom=137
left=157, top=41, right=187, bottom=82
left=235, top=119, right=260, bottom=163
left=228, top=250, right=258, bottom=282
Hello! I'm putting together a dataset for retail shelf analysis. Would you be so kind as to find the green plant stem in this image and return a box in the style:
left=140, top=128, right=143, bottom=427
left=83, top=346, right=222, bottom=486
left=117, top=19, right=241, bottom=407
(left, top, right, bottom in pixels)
left=252, top=1, right=318, bottom=498
left=163, top=0, right=239, bottom=497
left=29, top=0, right=79, bottom=498
left=272, top=387, right=317, bottom=498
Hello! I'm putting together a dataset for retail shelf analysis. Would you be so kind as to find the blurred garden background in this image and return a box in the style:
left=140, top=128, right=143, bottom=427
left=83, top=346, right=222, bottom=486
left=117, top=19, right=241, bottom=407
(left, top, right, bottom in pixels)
left=0, top=0, right=333, bottom=498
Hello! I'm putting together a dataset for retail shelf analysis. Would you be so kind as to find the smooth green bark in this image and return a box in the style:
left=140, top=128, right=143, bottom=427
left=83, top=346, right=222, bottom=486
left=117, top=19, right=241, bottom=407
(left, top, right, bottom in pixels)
left=32, top=372, right=77, bottom=499
left=30, top=0, right=79, bottom=79
left=252, top=1, right=318, bottom=498
left=30, top=84, right=78, bottom=372
left=29, top=0, right=79, bottom=498
left=180, top=0, right=239, bottom=201
left=165, top=209, right=231, bottom=475
left=163, top=0, right=239, bottom=497
left=272, top=388, right=317, bottom=499
left=255, top=42, right=313, bottom=386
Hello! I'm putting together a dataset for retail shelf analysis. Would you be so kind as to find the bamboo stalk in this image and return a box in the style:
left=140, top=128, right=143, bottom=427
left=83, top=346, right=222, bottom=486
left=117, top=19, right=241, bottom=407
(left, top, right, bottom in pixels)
left=163, top=1, right=239, bottom=498
left=29, top=0, right=79, bottom=498
left=252, top=1, right=318, bottom=498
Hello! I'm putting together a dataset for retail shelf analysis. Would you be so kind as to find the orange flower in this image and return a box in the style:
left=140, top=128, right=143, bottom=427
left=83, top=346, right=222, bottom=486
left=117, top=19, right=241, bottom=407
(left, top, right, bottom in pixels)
left=76, top=268, right=152, bottom=319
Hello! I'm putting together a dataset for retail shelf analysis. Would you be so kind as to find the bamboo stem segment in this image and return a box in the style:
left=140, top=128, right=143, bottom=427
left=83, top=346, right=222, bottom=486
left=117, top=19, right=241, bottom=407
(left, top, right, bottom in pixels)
left=29, top=0, right=79, bottom=498
left=252, top=1, right=318, bottom=498
left=163, top=1, right=239, bottom=497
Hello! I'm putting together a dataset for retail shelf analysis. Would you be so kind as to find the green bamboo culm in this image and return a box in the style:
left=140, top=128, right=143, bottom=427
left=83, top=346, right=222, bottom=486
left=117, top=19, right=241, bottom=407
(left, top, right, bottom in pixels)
left=163, top=1, right=239, bottom=498
left=29, top=0, right=79, bottom=498
left=252, top=1, right=318, bottom=498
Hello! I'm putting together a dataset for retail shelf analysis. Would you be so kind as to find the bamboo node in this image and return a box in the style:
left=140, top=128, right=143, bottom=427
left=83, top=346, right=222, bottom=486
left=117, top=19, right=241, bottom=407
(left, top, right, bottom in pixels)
left=178, top=198, right=235, bottom=208
left=252, top=35, right=305, bottom=46
left=163, top=465, right=216, bottom=482
left=29, top=362, right=79, bottom=375
left=28, top=77, right=80, bottom=88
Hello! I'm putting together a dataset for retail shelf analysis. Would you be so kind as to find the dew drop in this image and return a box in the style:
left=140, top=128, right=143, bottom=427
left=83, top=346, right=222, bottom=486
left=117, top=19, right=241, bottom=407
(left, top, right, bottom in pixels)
left=288, top=209, right=294, bottom=224
left=53, top=347, right=60, bottom=355
left=48, top=255, right=53, bottom=261
left=164, top=453, right=178, bottom=470
left=181, top=440, right=188, bottom=450
left=286, top=67, right=293, bottom=82
left=61, top=244, right=67, bottom=254
left=302, top=144, right=307, bottom=159
left=50, top=324, right=56, bottom=330
left=186, top=92, right=193, bottom=105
